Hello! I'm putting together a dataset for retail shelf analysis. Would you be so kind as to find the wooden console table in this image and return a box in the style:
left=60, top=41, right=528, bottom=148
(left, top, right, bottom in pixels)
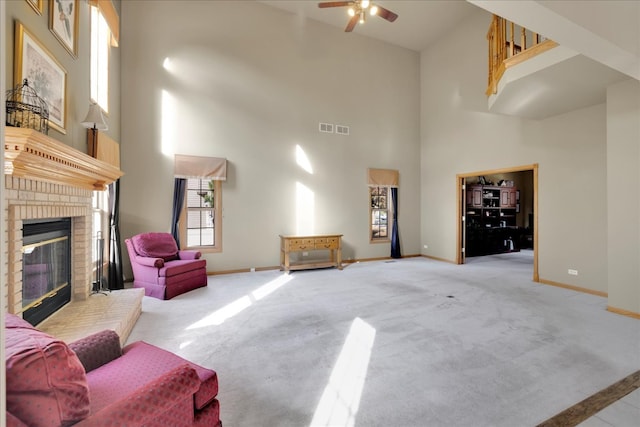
left=279, top=234, right=343, bottom=272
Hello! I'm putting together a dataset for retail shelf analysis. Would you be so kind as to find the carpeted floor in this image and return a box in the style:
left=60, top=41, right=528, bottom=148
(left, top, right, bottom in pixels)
left=126, top=251, right=640, bottom=426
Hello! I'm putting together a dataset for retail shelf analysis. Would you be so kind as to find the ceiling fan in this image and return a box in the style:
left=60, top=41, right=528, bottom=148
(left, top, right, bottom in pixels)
left=318, top=0, right=398, bottom=32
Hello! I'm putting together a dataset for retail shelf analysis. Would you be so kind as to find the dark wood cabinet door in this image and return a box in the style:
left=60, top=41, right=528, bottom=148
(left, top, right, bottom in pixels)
left=509, top=188, right=517, bottom=207
left=468, top=186, right=482, bottom=208
left=501, top=189, right=510, bottom=206
left=500, top=188, right=517, bottom=208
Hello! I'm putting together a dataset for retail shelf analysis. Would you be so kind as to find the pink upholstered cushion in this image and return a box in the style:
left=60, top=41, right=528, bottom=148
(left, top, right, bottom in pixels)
left=160, top=259, right=207, bottom=277
left=122, top=341, right=217, bottom=410
left=132, top=232, right=179, bottom=261
left=195, top=399, right=221, bottom=426
left=68, top=330, right=122, bottom=372
left=87, top=340, right=218, bottom=412
left=78, top=365, right=200, bottom=427
left=5, top=314, right=90, bottom=427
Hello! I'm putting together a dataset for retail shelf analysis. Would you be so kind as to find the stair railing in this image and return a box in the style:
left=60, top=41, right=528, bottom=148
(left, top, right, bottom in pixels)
left=486, top=15, right=558, bottom=95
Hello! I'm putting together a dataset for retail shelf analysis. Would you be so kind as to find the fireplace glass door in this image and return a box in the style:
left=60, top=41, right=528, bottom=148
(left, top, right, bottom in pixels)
left=22, top=218, right=72, bottom=325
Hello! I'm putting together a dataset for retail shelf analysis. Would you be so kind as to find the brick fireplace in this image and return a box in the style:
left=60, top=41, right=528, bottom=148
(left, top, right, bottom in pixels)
left=5, top=176, right=93, bottom=315
left=4, top=128, right=142, bottom=344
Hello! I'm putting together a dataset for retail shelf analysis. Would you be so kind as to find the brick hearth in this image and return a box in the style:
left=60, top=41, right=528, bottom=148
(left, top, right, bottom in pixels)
left=37, top=287, right=144, bottom=346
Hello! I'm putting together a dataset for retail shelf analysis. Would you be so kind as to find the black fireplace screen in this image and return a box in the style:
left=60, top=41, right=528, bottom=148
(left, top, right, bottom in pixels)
left=22, top=218, right=71, bottom=325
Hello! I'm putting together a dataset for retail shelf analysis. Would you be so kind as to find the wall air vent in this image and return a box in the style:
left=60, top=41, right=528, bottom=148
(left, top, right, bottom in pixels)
left=335, top=125, right=349, bottom=135
left=319, top=123, right=334, bottom=133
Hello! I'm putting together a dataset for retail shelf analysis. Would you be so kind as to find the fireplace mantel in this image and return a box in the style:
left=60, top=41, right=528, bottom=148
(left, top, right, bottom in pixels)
left=4, top=127, right=123, bottom=190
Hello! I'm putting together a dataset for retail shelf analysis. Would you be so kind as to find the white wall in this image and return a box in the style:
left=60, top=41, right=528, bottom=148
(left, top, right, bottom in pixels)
left=527, top=104, right=607, bottom=290
left=420, top=10, right=609, bottom=294
left=120, top=1, right=421, bottom=274
left=606, top=79, right=640, bottom=313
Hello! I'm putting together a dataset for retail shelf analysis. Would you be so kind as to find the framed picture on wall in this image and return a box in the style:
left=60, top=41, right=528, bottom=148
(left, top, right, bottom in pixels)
left=49, top=0, right=79, bottom=58
left=25, top=0, right=43, bottom=15
left=14, top=21, right=68, bottom=134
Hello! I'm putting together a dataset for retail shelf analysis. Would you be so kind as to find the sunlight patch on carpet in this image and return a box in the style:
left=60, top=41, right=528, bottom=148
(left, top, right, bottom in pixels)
left=186, top=274, right=294, bottom=330
left=252, top=274, right=293, bottom=301
left=310, top=317, right=376, bottom=427
left=187, top=296, right=252, bottom=329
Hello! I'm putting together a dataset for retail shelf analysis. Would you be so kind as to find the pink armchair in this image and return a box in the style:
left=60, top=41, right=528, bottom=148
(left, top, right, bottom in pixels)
left=125, top=232, right=207, bottom=299
left=4, top=314, right=221, bottom=427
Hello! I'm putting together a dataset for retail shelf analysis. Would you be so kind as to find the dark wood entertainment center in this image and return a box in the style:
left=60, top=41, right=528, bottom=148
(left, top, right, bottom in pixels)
left=465, top=185, right=522, bottom=257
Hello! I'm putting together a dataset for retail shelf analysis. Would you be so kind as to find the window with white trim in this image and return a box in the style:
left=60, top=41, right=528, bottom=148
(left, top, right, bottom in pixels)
left=370, top=186, right=391, bottom=242
left=367, top=168, right=398, bottom=243
left=90, top=5, right=110, bottom=112
left=181, top=178, right=222, bottom=251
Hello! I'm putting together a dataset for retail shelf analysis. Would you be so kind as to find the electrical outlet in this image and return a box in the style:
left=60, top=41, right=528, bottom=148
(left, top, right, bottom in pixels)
left=302, top=252, right=309, bottom=256
left=423, top=245, right=428, bottom=249
left=568, top=269, right=578, bottom=276
left=250, top=267, right=255, bottom=273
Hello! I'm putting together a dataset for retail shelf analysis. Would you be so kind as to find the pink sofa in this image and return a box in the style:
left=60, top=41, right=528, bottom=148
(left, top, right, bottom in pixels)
left=125, top=232, right=208, bottom=299
left=5, top=314, right=221, bottom=427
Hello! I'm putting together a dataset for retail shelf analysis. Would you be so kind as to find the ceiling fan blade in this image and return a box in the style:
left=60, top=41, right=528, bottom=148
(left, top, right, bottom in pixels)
left=374, top=5, right=398, bottom=22
left=318, top=1, right=352, bottom=8
left=345, top=14, right=359, bottom=32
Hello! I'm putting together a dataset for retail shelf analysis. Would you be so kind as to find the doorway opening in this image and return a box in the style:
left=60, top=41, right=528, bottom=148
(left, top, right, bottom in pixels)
left=456, top=164, right=538, bottom=282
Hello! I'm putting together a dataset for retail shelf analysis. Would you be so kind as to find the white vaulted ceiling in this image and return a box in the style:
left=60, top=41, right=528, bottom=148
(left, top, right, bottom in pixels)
left=260, top=1, right=638, bottom=119
left=259, top=1, right=479, bottom=52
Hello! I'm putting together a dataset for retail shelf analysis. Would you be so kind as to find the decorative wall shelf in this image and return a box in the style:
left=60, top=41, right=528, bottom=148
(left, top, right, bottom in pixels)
left=4, top=128, right=123, bottom=190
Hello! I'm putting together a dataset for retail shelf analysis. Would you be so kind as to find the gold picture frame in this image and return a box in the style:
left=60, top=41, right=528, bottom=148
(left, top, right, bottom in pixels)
left=49, top=0, right=79, bottom=58
left=25, top=0, right=43, bottom=15
left=14, top=21, right=68, bottom=134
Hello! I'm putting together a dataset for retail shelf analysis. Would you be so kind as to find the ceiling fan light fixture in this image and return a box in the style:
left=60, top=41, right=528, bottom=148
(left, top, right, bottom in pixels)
left=317, top=0, right=398, bottom=32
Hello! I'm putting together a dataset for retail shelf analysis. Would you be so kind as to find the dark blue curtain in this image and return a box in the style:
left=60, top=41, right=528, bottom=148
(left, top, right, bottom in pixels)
left=391, top=187, right=401, bottom=258
left=171, top=178, right=187, bottom=248
left=108, top=179, right=124, bottom=290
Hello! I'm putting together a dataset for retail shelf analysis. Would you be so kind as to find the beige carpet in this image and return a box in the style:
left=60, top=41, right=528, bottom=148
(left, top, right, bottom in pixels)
left=126, top=251, right=640, bottom=426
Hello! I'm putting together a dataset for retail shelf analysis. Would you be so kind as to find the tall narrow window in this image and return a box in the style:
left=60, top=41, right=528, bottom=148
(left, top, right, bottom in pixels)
left=182, top=178, right=222, bottom=251
left=367, top=168, right=399, bottom=244
left=174, top=155, right=226, bottom=252
left=370, top=186, right=390, bottom=241
left=90, top=5, right=110, bottom=112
